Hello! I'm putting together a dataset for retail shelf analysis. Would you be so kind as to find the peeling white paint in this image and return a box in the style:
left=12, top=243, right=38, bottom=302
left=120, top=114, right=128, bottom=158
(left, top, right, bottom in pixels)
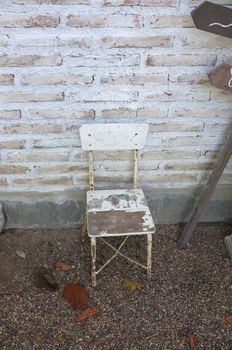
left=87, top=188, right=155, bottom=236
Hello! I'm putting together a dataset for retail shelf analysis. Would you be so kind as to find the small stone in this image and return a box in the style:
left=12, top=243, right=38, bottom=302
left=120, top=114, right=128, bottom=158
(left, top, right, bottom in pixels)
left=16, top=249, right=26, bottom=258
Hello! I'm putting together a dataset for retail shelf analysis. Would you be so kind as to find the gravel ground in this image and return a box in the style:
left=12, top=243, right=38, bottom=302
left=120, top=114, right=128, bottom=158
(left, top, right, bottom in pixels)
left=0, top=224, right=231, bottom=350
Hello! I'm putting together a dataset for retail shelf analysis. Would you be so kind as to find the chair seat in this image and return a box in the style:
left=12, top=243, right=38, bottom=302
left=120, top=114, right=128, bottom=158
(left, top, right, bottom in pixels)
left=87, top=188, right=155, bottom=237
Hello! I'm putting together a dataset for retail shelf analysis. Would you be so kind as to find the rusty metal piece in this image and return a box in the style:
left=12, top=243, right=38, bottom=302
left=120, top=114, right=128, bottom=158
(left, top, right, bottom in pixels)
left=96, top=236, right=130, bottom=274
left=88, top=151, right=94, bottom=190
left=147, top=234, right=152, bottom=280
left=100, top=237, right=148, bottom=270
left=91, top=237, right=96, bottom=287
left=134, top=149, right=139, bottom=189
left=81, top=211, right=88, bottom=242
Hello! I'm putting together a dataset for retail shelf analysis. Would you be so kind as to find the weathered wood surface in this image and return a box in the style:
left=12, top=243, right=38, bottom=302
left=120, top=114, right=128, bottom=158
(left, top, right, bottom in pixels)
left=208, top=64, right=232, bottom=92
left=87, top=189, right=155, bottom=237
left=191, top=1, right=232, bottom=39
left=80, top=123, right=149, bottom=151
left=179, top=137, right=232, bottom=249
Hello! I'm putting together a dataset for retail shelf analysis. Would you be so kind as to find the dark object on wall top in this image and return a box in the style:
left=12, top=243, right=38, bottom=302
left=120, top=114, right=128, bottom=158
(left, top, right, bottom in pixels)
left=208, top=63, right=232, bottom=92
left=191, top=1, right=232, bottom=39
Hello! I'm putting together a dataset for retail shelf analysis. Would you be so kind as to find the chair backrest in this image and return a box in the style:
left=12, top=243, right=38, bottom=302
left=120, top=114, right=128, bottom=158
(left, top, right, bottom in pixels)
left=79, top=123, right=149, bottom=190
left=80, top=123, right=149, bottom=151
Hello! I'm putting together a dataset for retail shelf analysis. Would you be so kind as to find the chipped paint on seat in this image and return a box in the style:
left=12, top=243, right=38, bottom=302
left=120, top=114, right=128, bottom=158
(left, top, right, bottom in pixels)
left=87, top=189, right=155, bottom=237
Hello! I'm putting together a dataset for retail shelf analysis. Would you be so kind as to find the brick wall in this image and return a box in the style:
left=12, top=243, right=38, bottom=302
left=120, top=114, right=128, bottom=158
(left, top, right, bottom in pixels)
left=0, top=0, right=232, bottom=193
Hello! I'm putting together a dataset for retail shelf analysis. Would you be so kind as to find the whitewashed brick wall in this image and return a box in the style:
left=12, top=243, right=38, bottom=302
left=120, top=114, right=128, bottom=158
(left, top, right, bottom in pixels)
left=0, top=0, right=232, bottom=192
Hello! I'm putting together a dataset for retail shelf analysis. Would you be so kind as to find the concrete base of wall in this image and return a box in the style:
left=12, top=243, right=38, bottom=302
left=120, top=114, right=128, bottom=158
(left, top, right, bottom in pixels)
left=0, top=185, right=232, bottom=229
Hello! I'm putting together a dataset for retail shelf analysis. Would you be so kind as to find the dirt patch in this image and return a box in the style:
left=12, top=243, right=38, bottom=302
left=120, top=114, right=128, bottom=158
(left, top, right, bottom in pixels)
left=0, top=225, right=231, bottom=349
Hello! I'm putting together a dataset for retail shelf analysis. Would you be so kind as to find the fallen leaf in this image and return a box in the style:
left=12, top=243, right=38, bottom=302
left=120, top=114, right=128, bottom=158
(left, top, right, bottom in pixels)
left=121, top=277, right=143, bottom=292
left=225, top=315, right=232, bottom=324
left=63, top=283, right=89, bottom=309
left=75, top=305, right=98, bottom=322
left=55, top=260, right=72, bottom=271
left=35, top=266, right=59, bottom=291
left=16, top=249, right=26, bottom=259
left=188, top=333, right=197, bottom=350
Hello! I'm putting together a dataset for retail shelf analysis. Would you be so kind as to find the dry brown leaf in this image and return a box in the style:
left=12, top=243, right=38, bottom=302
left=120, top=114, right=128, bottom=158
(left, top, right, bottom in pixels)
left=225, top=315, right=232, bottom=324
left=188, top=333, right=197, bottom=350
left=63, top=283, right=89, bottom=310
left=55, top=260, right=72, bottom=271
left=75, top=305, right=98, bottom=322
left=121, top=277, right=143, bottom=292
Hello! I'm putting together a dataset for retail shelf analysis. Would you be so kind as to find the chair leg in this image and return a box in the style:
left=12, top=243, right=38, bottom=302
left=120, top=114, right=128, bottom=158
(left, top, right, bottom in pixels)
left=147, top=233, right=152, bottom=280
left=81, top=210, right=88, bottom=242
left=91, top=237, right=97, bottom=287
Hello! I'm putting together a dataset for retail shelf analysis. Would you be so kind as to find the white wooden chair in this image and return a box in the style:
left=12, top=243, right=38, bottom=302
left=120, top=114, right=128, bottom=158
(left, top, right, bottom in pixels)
left=80, top=123, right=155, bottom=287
